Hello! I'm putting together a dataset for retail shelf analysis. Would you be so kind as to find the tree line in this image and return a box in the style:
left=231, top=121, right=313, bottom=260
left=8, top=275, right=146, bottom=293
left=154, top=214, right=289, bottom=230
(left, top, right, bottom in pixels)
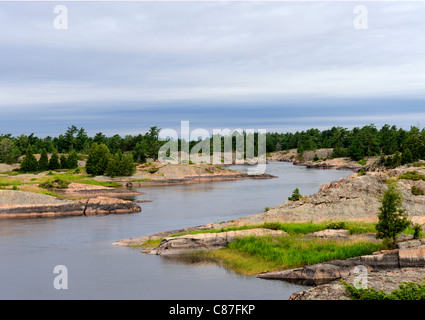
left=3, top=123, right=425, bottom=175
left=0, top=125, right=163, bottom=165
left=266, top=124, right=425, bottom=164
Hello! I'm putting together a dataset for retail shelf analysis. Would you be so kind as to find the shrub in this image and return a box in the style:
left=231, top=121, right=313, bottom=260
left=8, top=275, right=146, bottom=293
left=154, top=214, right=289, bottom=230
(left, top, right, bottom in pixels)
left=288, top=188, right=302, bottom=201
left=411, top=186, right=424, bottom=196
left=148, top=167, right=159, bottom=174
left=342, top=280, right=425, bottom=300
left=399, top=171, right=425, bottom=181
left=105, top=152, right=136, bottom=177
left=264, top=207, right=270, bottom=212
left=358, top=169, right=366, bottom=176
left=39, top=181, right=54, bottom=189
left=20, top=145, right=38, bottom=173
left=412, top=223, right=423, bottom=239
left=39, top=178, right=70, bottom=189
left=326, top=221, right=346, bottom=230
left=357, top=160, right=367, bottom=166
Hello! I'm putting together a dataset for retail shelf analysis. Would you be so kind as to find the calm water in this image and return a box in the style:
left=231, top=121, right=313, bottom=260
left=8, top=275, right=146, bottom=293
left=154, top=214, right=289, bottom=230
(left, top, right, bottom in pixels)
left=0, top=162, right=351, bottom=300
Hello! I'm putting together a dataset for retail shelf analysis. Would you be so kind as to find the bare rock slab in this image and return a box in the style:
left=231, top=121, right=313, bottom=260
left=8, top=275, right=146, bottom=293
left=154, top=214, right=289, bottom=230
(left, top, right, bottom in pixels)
left=258, top=245, right=425, bottom=286
left=147, top=228, right=286, bottom=255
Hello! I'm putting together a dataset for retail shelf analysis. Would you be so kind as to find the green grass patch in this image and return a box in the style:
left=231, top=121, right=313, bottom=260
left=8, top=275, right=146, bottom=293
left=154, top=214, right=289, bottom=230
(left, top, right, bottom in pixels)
left=398, top=171, right=425, bottom=181
left=357, top=160, right=367, bottom=166
left=35, top=173, right=121, bottom=188
left=198, top=236, right=384, bottom=275
left=261, top=221, right=328, bottom=234
left=76, top=180, right=121, bottom=188
left=34, top=190, right=63, bottom=198
left=0, top=177, right=23, bottom=187
left=132, top=178, right=152, bottom=182
left=169, top=221, right=377, bottom=238
left=140, top=239, right=162, bottom=249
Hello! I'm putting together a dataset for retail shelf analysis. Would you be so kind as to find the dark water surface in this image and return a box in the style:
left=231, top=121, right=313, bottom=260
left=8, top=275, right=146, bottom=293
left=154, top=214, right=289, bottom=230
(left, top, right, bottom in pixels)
left=0, top=162, right=351, bottom=299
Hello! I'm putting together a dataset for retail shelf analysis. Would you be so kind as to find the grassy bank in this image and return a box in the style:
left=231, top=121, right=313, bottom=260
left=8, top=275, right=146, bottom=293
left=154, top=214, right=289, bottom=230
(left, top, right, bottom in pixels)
left=195, top=236, right=385, bottom=275
left=169, top=220, right=377, bottom=237
left=0, top=171, right=121, bottom=198
left=139, top=221, right=388, bottom=275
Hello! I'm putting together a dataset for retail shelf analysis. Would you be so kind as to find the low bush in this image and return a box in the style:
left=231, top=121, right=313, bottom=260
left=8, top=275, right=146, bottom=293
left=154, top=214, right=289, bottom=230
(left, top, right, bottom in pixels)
left=358, top=169, right=366, bottom=176
left=342, top=280, right=425, bottom=300
left=148, top=167, right=159, bottom=174
left=411, top=186, right=424, bottom=196
left=399, top=171, right=425, bottom=181
left=326, top=221, right=347, bottom=230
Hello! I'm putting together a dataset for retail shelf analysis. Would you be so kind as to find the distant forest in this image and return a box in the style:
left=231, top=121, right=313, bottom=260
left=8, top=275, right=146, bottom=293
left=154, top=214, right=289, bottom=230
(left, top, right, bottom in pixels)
left=1, top=124, right=425, bottom=168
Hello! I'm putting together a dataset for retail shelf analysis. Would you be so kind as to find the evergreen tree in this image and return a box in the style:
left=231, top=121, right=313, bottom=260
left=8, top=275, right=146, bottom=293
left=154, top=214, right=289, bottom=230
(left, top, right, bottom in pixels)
left=404, top=134, right=422, bottom=162
left=67, top=150, right=79, bottom=169
left=375, top=182, right=410, bottom=248
left=85, top=143, right=111, bottom=175
left=0, top=138, right=20, bottom=164
left=348, top=143, right=364, bottom=161
left=48, top=152, right=61, bottom=170
left=20, top=145, right=38, bottom=173
left=60, top=154, right=68, bottom=169
left=392, top=151, right=402, bottom=168
left=120, top=152, right=136, bottom=176
left=144, top=126, right=162, bottom=160
left=401, top=148, right=413, bottom=165
left=288, top=188, right=302, bottom=201
left=105, top=152, right=136, bottom=177
left=133, top=141, right=147, bottom=163
left=38, top=148, right=49, bottom=171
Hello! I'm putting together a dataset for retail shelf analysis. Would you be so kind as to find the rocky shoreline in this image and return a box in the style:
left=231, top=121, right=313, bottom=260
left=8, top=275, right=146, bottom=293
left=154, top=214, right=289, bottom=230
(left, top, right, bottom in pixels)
left=289, top=267, right=425, bottom=300
left=267, top=148, right=371, bottom=172
left=0, top=163, right=274, bottom=219
left=99, top=163, right=277, bottom=188
left=53, top=182, right=144, bottom=199
left=114, top=162, right=425, bottom=300
left=0, top=188, right=141, bottom=219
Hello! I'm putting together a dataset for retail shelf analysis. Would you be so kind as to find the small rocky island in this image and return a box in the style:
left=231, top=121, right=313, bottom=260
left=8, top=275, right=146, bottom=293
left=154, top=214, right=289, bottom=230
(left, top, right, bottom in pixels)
left=0, top=185, right=142, bottom=219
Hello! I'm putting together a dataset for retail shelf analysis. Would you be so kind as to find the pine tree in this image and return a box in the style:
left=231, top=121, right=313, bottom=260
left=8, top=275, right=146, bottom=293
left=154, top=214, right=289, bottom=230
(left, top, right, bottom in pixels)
left=375, top=182, right=410, bottom=248
left=105, top=152, right=135, bottom=177
left=392, top=151, right=402, bottom=168
left=60, top=154, right=68, bottom=169
left=48, top=152, right=61, bottom=170
left=38, top=148, right=49, bottom=171
left=288, top=188, right=302, bottom=201
left=85, top=143, right=111, bottom=175
left=20, top=145, right=38, bottom=173
left=67, top=150, right=79, bottom=169
left=401, top=148, right=413, bottom=165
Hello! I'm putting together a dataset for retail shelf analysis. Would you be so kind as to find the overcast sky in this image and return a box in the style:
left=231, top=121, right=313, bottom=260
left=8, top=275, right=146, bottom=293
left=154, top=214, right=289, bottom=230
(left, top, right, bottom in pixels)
left=1, top=1, right=425, bottom=137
